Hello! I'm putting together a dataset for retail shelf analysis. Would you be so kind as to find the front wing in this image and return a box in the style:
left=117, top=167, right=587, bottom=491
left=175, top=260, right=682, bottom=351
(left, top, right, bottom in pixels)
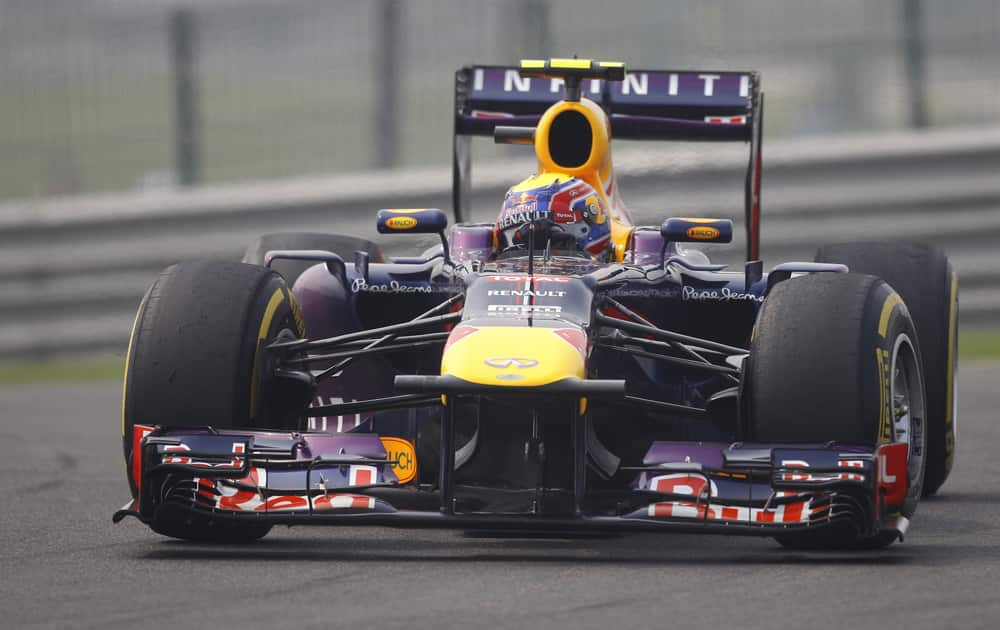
left=115, top=424, right=911, bottom=540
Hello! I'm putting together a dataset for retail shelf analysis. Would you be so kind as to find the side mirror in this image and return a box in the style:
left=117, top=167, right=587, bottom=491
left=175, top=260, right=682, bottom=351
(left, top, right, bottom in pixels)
left=376, top=208, right=448, bottom=234
left=660, top=217, right=733, bottom=244
left=376, top=208, right=451, bottom=264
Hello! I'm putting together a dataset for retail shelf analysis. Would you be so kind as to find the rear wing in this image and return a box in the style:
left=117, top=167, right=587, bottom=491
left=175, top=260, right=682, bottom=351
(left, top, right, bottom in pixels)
left=452, top=64, right=764, bottom=261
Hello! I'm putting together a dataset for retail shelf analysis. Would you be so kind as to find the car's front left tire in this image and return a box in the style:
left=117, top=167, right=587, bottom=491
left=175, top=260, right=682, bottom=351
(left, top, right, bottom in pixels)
left=816, top=241, right=957, bottom=496
left=746, top=272, right=927, bottom=549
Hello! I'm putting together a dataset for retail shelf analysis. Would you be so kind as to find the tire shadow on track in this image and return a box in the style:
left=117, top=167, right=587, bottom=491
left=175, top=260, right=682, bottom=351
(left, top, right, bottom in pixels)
left=920, top=491, right=1000, bottom=504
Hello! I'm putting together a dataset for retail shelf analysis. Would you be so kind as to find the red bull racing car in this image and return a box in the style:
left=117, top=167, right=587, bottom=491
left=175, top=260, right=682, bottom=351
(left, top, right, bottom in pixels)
left=115, top=59, right=959, bottom=549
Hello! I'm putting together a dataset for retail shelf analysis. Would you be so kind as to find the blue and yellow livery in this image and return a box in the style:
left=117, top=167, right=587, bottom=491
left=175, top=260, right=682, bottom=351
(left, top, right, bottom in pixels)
left=116, top=57, right=955, bottom=553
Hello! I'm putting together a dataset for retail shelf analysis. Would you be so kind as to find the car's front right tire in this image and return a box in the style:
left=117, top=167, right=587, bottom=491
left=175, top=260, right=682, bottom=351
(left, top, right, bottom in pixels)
left=122, top=260, right=306, bottom=542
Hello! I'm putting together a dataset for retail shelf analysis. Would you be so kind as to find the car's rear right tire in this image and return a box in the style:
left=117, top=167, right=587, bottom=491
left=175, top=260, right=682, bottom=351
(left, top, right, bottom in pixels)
left=242, top=232, right=385, bottom=287
left=746, top=273, right=927, bottom=549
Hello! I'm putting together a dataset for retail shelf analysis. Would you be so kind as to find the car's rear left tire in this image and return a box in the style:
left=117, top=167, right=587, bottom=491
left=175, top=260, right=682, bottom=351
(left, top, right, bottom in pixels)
left=122, top=261, right=307, bottom=542
left=746, top=273, right=926, bottom=549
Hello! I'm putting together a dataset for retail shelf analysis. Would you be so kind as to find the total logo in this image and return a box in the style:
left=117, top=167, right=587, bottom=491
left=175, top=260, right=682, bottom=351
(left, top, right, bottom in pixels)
left=485, top=275, right=571, bottom=283
left=487, top=289, right=567, bottom=297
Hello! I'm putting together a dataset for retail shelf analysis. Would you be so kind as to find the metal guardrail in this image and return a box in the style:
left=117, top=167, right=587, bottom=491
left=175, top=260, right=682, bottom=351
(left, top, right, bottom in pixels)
left=1, top=127, right=998, bottom=358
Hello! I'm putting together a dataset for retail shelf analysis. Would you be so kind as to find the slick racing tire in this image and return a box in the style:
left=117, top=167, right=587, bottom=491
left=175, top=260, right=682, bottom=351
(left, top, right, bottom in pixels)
left=122, top=261, right=306, bottom=542
left=816, top=241, right=957, bottom=496
left=242, top=232, right=386, bottom=287
left=746, top=273, right=927, bottom=549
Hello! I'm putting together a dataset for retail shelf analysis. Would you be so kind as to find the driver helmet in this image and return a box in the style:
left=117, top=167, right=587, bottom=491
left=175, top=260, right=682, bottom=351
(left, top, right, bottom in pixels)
left=494, top=173, right=612, bottom=261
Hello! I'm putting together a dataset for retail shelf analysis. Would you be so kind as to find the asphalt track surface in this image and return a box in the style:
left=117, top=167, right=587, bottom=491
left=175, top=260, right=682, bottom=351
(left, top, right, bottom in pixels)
left=1, top=363, right=998, bottom=630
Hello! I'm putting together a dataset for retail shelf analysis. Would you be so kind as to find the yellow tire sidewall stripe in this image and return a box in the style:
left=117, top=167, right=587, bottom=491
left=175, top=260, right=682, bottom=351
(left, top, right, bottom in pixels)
left=875, top=290, right=903, bottom=443
left=945, top=271, right=958, bottom=463
left=250, top=288, right=286, bottom=418
left=121, top=292, right=149, bottom=437
left=877, top=292, right=903, bottom=338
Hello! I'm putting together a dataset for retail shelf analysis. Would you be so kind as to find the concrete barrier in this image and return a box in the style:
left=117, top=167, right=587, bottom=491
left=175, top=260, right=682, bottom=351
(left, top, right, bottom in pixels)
left=1, top=127, right=997, bottom=357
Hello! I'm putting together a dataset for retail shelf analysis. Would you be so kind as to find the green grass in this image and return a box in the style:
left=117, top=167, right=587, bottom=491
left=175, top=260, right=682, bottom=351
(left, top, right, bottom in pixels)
left=0, top=327, right=998, bottom=385
left=958, top=327, right=1000, bottom=360
left=0, top=357, right=124, bottom=385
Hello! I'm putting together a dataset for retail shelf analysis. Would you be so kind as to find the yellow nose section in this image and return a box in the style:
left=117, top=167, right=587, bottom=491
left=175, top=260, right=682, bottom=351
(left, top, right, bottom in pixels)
left=441, top=325, right=585, bottom=387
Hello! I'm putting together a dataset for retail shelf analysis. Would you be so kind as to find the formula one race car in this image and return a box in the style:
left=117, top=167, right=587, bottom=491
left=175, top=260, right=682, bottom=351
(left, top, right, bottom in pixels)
left=115, top=59, right=959, bottom=549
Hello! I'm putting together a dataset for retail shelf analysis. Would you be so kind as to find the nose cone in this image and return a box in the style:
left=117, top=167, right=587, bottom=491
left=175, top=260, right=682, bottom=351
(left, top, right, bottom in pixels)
left=441, top=324, right=586, bottom=386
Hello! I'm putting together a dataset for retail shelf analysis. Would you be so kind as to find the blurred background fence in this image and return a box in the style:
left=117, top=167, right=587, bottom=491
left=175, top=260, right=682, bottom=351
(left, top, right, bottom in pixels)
left=1, top=0, right=998, bottom=199
left=0, top=0, right=998, bottom=359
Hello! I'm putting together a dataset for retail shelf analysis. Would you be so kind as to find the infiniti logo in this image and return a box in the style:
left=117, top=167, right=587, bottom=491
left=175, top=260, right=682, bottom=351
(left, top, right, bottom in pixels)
left=484, top=357, right=539, bottom=369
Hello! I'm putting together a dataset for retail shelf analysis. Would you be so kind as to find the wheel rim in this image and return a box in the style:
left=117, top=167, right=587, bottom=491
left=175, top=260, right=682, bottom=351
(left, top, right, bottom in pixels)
left=892, top=352, right=913, bottom=449
left=890, top=334, right=925, bottom=490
